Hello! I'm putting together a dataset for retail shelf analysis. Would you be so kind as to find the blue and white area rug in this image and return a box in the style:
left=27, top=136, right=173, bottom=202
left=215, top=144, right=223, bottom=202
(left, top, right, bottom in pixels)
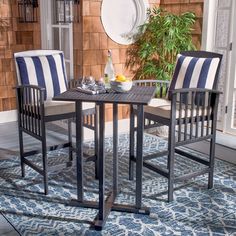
left=0, top=134, right=236, bottom=235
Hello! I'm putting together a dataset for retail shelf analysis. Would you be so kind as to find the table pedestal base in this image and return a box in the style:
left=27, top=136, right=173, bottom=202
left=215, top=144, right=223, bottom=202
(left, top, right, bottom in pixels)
left=70, top=191, right=150, bottom=231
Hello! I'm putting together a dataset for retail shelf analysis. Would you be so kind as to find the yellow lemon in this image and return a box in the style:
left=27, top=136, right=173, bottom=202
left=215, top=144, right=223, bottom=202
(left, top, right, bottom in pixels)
left=115, top=74, right=128, bottom=82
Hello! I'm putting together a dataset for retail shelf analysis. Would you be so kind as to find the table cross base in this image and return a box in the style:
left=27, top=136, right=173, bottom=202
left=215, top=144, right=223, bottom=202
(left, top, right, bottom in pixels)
left=70, top=191, right=150, bottom=230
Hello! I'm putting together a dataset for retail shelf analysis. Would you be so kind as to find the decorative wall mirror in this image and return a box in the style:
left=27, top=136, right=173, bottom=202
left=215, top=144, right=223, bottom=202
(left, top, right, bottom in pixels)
left=101, top=0, right=149, bottom=45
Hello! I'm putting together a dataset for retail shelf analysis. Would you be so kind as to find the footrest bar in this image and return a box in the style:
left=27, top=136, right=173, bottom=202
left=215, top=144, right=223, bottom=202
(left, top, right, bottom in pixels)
left=174, top=167, right=210, bottom=182
left=69, top=199, right=99, bottom=209
left=23, top=143, right=71, bottom=158
left=143, top=161, right=168, bottom=178
left=23, top=158, right=43, bottom=175
left=175, top=148, right=209, bottom=166
left=112, top=204, right=150, bottom=215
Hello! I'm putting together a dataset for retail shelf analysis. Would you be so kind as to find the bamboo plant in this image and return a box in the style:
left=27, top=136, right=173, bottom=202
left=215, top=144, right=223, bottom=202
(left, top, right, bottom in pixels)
left=126, top=7, right=196, bottom=81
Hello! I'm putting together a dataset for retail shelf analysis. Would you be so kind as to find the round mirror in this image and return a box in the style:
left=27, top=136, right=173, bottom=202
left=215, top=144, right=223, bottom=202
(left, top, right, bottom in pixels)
left=101, top=0, right=149, bottom=45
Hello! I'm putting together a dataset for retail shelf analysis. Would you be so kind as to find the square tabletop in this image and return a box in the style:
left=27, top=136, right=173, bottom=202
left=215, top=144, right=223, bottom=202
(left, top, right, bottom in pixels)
left=53, top=86, right=156, bottom=105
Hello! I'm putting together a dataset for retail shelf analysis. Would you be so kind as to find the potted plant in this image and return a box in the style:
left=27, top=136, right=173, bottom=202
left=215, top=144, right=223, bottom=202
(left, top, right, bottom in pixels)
left=125, top=7, right=196, bottom=81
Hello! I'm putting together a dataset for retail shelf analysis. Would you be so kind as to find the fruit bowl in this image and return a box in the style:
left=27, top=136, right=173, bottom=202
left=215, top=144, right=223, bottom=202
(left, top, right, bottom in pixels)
left=110, top=75, right=133, bottom=93
left=110, top=80, right=133, bottom=93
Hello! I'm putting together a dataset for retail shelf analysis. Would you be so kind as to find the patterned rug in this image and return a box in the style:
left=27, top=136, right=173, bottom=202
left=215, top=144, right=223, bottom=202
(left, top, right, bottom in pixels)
left=0, top=133, right=236, bottom=235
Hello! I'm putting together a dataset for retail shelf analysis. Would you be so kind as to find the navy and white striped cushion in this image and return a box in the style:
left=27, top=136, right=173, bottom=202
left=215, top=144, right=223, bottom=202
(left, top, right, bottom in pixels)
left=168, top=54, right=220, bottom=99
left=16, top=53, right=68, bottom=100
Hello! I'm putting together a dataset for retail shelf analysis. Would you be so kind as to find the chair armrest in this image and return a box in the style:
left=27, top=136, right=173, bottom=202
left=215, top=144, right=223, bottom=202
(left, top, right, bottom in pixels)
left=133, top=79, right=170, bottom=98
left=170, top=87, right=221, bottom=123
left=167, top=87, right=222, bottom=144
left=133, top=79, right=170, bottom=86
left=15, top=85, right=46, bottom=121
left=15, top=85, right=46, bottom=106
left=14, top=84, right=46, bottom=91
left=172, top=87, right=222, bottom=95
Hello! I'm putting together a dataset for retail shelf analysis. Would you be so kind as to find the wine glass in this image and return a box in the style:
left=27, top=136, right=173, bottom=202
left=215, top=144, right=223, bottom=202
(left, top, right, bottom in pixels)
left=81, top=76, right=96, bottom=89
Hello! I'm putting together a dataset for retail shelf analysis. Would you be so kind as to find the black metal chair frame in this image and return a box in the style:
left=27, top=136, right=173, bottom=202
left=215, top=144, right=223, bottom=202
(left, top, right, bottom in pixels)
left=129, top=51, right=223, bottom=202
left=15, top=79, right=97, bottom=195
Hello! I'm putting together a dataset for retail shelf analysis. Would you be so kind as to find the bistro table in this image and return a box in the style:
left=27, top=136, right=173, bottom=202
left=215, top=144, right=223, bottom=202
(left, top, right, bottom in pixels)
left=53, top=85, right=156, bottom=230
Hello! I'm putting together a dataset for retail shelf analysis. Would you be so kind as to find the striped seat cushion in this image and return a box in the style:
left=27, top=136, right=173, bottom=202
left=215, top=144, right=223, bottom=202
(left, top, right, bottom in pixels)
left=16, top=53, right=68, bottom=100
left=168, top=54, right=220, bottom=99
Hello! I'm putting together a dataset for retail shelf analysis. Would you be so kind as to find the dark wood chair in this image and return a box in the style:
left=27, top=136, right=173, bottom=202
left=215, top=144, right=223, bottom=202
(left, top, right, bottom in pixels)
left=14, top=50, right=97, bottom=195
left=129, top=50, right=223, bottom=202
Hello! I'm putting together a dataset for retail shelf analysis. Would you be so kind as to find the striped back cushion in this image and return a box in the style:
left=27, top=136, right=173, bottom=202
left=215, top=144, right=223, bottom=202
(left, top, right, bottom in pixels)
left=168, top=54, right=220, bottom=100
left=15, top=52, right=68, bottom=100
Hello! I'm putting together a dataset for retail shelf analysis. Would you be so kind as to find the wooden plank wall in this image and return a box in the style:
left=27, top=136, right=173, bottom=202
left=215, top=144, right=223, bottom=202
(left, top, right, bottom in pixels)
left=76, top=0, right=160, bottom=121
left=0, top=0, right=41, bottom=112
left=73, top=0, right=160, bottom=80
left=0, top=0, right=203, bottom=116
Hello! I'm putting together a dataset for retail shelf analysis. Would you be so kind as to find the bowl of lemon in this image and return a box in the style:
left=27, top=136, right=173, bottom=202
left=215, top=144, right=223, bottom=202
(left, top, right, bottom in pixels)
left=110, top=75, right=133, bottom=93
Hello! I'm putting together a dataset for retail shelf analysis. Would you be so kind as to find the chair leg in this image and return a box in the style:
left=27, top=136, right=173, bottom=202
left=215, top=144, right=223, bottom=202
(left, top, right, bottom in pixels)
left=129, top=105, right=135, bottom=181
left=95, top=107, right=99, bottom=179
left=167, top=119, right=176, bottom=202
left=167, top=150, right=174, bottom=202
left=68, top=119, right=73, bottom=162
left=18, top=129, right=25, bottom=177
left=42, top=138, right=48, bottom=195
left=208, top=111, right=218, bottom=189
left=41, top=123, right=49, bottom=195
left=208, top=136, right=216, bottom=189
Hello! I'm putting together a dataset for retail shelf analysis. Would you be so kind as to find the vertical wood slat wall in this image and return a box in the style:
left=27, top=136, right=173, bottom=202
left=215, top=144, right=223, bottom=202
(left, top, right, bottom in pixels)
left=0, top=0, right=41, bottom=112
left=0, top=0, right=203, bottom=114
left=73, top=0, right=160, bottom=81
left=73, top=0, right=160, bottom=121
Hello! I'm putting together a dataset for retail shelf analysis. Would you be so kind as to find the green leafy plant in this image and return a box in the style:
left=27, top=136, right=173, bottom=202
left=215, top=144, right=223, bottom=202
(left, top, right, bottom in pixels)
left=126, top=7, right=196, bottom=81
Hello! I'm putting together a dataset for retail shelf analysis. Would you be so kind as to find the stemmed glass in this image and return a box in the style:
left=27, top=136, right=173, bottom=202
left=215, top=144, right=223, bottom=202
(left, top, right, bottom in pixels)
left=81, top=76, right=96, bottom=90
left=81, top=76, right=106, bottom=94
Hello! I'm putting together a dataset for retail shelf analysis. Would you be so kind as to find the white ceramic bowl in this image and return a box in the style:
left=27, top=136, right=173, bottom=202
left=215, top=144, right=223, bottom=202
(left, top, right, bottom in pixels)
left=110, top=80, right=133, bottom=93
